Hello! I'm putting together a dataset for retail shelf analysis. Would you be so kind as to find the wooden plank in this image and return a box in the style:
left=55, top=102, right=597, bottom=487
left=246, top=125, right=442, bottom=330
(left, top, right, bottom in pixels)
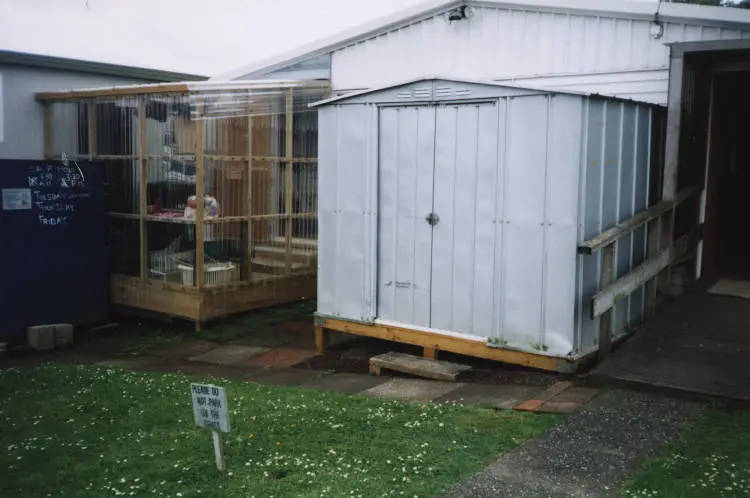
left=314, top=325, right=329, bottom=354
left=663, top=53, right=684, bottom=204
left=200, top=275, right=316, bottom=321
left=645, top=216, right=661, bottom=317
left=138, top=97, right=148, bottom=281
left=322, top=318, right=575, bottom=373
left=36, top=83, right=191, bottom=101
left=246, top=113, right=253, bottom=282
left=424, top=345, right=438, bottom=360
left=108, top=212, right=248, bottom=224
left=370, top=352, right=471, bottom=382
left=578, top=186, right=698, bottom=255
left=598, top=244, right=616, bottom=361
left=284, top=88, right=294, bottom=276
left=251, top=212, right=316, bottom=221
left=112, top=273, right=315, bottom=323
left=254, top=156, right=317, bottom=163
left=110, top=274, right=201, bottom=320
left=43, top=103, right=53, bottom=159
left=195, top=104, right=206, bottom=290
left=593, top=230, right=697, bottom=318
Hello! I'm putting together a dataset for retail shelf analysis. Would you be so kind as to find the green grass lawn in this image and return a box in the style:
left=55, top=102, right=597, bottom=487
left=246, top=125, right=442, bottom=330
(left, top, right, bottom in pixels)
left=622, top=409, right=750, bottom=497
left=0, top=364, right=557, bottom=498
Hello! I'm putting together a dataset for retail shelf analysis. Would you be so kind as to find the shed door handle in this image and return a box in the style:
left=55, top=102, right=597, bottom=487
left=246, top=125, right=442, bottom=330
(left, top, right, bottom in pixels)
left=425, top=212, right=440, bottom=226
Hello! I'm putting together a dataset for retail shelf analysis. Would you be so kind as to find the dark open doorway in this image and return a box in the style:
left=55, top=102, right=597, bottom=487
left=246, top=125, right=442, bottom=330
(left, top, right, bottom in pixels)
left=690, top=50, right=750, bottom=283
left=708, top=71, right=750, bottom=279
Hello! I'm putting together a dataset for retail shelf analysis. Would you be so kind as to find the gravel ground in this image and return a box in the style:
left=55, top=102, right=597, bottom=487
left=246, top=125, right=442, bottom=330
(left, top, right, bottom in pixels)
left=445, top=389, right=706, bottom=498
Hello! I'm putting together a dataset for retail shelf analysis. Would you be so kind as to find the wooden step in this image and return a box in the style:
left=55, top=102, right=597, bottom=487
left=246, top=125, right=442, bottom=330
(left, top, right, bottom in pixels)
left=369, top=352, right=471, bottom=382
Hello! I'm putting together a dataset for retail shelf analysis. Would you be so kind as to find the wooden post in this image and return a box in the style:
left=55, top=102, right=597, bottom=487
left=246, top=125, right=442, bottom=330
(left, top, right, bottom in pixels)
left=195, top=103, right=206, bottom=290
left=662, top=52, right=684, bottom=205
left=645, top=216, right=661, bottom=318
left=314, top=325, right=329, bottom=354
left=598, top=243, right=616, bottom=361
left=43, top=103, right=53, bottom=159
left=284, top=88, right=294, bottom=275
left=656, top=51, right=683, bottom=303
left=138, top=97, right=148, bottom=282
left=246, top=112, right=253, bottom=282
left=695, top=73, right=715, bottom=281
left=424, top=346, right=438, bottom=360
left=87, top=98, right=97, bottom=161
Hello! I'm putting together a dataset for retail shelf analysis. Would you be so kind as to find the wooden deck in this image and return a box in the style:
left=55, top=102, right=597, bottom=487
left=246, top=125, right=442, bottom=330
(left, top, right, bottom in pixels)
left=592, top=290, right=750, bottom=402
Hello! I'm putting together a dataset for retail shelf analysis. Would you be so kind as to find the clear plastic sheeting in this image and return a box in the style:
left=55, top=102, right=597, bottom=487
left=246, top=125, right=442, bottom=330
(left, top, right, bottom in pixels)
left=39, top=80, right=328, bottom=324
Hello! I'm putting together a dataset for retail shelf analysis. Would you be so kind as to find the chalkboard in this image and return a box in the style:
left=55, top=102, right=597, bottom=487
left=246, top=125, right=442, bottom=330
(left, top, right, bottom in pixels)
left=1, top=162, right=93, bottom=227
left=0, top=160, right=107, bottom=342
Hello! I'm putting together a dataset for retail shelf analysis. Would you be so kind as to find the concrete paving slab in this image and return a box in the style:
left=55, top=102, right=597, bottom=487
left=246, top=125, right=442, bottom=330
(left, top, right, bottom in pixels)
left=94, top=356, right=161, bottom=370
left=151, top=339, right=216, bottom=359
left=248, top=348, right=319, bottom=369
left=362, top=378, right=464, bottom=402
left=446, top=389, right=706, bottom=498
left=140, top=359, right=264, bottom=380
left=252, top=368, right=328, bottom=387
left=302, top=373, right=391, bottom=395
left=436, top=384, right=545, bottom=409
left=188, top=345, right=269, bottom=366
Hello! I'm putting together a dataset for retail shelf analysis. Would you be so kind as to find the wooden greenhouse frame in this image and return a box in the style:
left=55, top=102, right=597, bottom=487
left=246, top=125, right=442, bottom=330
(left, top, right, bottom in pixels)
left=37, top=81, right=329, bottom=328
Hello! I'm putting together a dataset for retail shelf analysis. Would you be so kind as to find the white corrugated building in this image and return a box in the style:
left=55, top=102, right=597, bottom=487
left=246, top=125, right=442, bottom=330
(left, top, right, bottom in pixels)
left=218, top=0, right=750, bottom=105
left=218, top=0, right=750, bottom=371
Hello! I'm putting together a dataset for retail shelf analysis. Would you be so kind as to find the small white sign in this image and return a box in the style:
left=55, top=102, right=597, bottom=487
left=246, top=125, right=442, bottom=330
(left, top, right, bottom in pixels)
left=2, top=188, right=32, bottom=211
left=191, top=383, right=230, bottom=433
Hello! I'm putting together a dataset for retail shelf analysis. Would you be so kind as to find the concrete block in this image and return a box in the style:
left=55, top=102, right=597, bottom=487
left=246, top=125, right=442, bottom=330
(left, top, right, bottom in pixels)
left=54, top=324, right=74, bottom=347
left=27, top=325, right=55, bottom=351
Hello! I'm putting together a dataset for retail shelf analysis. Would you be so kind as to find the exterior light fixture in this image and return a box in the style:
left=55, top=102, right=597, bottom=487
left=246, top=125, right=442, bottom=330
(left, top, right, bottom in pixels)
left=650, top=20, right=664, bottom=39
left=446, top=5, right=474, bottom=23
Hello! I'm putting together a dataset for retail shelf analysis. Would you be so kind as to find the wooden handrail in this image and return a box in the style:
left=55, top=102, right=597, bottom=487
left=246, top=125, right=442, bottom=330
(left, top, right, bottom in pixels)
left=578, top=186, right=699, bottom=255
left=591, top=225, right=702, bottom=319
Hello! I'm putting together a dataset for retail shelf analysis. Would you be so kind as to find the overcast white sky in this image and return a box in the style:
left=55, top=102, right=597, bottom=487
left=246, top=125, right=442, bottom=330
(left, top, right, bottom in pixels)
left=0, top=0, right=426, bottom=77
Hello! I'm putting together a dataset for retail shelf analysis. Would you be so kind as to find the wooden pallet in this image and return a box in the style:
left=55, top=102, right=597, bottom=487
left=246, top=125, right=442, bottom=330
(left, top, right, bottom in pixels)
left=369, top=352, right=471, bottom=382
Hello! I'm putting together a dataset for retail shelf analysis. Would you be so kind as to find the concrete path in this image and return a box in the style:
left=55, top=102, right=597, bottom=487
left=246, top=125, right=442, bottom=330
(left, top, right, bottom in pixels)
left=445, top=389, right=706, bottom=498
left=593, top=292, right=750, bottom=403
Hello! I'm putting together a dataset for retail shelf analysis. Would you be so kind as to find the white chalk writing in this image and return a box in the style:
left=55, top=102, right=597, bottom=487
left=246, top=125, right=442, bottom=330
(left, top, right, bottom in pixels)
left=26, top=164, right=90, bottom=227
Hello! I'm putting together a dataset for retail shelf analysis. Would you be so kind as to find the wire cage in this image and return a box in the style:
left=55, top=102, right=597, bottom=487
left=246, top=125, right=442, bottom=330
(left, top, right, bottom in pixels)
left=37, top=80, right=329, bottom=328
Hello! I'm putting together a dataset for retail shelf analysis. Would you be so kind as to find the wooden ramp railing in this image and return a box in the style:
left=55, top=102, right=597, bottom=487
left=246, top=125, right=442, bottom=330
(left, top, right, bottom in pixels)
left=578, top=186, right=700, bottom=361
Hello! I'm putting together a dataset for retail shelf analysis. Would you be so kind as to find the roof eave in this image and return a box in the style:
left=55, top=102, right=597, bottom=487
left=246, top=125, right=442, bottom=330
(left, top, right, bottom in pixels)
left=0, top=50, right=206, bottom=82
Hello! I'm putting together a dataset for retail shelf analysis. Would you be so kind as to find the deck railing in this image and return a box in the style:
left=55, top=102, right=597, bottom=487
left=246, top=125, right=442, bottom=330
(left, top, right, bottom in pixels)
left=578, top=186, right=701, bottom=360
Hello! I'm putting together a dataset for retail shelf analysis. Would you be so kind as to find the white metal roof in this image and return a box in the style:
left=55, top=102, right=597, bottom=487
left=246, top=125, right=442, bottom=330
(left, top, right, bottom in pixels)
left=215, top=0, right=750, bottom=81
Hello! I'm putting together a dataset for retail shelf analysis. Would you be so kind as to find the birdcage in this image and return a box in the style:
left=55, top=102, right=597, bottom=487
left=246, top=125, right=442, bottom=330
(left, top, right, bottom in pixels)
left=37, top=80, right=329, bottom=329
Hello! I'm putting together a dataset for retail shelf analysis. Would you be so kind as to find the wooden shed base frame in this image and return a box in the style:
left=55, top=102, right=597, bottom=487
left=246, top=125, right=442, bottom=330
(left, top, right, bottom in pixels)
left=112, top=274, right=316, bottom=329
left=314, top=317, right=579, bottom=374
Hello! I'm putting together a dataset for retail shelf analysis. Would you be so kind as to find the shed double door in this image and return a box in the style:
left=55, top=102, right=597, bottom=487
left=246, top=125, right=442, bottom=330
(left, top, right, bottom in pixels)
left=377, top=102, right=500, bottom=335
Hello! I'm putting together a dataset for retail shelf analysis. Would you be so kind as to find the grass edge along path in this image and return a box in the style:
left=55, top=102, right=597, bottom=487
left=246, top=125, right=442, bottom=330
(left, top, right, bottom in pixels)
left=622, top=408, right=750, bottom=498
left=0, top=364, right=558, bottom=498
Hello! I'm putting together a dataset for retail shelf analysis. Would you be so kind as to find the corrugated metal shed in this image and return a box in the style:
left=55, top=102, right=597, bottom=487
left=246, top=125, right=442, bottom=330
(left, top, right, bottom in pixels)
left=219, top=0, right=750, bottom=105
left=315, top=78, right=662, bottom=360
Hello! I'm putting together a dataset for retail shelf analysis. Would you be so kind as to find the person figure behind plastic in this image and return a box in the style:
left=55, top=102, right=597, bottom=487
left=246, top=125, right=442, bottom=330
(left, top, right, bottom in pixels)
left=184, top=194, right=223, bottom=260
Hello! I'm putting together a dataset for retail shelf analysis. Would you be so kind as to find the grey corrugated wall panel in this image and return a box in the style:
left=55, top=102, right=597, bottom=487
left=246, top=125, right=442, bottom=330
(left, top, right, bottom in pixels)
left=575, top=97, right=655, bottom=356
left=317, top=104, right=378, bottom=321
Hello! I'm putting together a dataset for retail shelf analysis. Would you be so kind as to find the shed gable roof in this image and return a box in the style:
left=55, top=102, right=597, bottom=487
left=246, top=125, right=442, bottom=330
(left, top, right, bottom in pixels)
left=311, top=76, right=662, bottom=107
